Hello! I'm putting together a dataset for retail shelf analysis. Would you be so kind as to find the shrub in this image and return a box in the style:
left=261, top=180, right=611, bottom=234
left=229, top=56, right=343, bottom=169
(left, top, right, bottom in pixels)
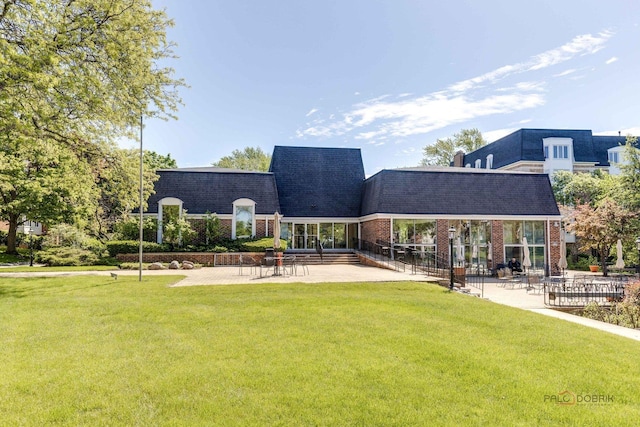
left=241, top=237, right=287, bottom=252
left=106, top=240, right=167, bottom=257
left=43, top=224, right=106, bottom=256
left=114, top=217, right=158, bottom=241
left=35, top=247, right=99, bottom=266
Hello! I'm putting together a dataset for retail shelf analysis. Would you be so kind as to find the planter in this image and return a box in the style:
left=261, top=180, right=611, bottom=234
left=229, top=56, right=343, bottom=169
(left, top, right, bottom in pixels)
left=454, top=267, right=466, bottom=277
left=589, top=265, right=599, bottom=272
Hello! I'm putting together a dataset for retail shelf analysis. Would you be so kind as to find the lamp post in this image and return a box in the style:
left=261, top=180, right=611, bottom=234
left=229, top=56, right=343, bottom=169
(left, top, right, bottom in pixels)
left=139, top=114, right=144, bottom=282
left=636, top=237, right=640, bottom=276
left=449, top=227, right=455, bottom=291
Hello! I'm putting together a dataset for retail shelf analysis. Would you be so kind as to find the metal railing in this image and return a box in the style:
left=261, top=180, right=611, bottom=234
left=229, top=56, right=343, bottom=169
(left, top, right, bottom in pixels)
left=543, top=277, right=627, bottom=307
left=355, top=239, right=407, bottom=272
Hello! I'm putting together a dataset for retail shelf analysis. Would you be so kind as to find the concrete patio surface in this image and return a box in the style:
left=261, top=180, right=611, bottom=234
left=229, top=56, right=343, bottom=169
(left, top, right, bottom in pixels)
left=2, top=264, right=640, bottom=342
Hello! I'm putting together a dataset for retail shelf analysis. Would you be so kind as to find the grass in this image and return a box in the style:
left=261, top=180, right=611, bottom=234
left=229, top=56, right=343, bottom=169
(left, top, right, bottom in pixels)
left=0, top=265, right=119, bottom=272
left=1, top=277, right=639, bottom=425
left=0, top=246, right=29, bottom=264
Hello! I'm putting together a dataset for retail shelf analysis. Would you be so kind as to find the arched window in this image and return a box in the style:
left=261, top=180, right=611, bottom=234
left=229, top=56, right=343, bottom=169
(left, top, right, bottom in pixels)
left=232, top=198, right=256, bottom=239
left=486, top=154, right=493, bottom=169
left=157, top=197, right=183, bottom=243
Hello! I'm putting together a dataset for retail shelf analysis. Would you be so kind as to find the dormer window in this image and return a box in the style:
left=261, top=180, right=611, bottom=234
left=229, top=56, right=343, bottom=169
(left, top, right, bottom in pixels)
left=474, top=159, right=481, bottom=168
left=553, top=145, right=569, bottom=159
left=486, top=154, right=493, bottom=169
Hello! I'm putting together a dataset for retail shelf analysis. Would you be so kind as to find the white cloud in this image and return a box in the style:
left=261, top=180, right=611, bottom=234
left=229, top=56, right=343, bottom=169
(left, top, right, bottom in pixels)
left=305, top=108, right=319, bottom=117
left=483, top=128, right=518, bottom=142
left=605, top=56, right=618, bottom=64
left=554, top=69, right=577, bottom=77
left=296, top=31, right=612, bottom=142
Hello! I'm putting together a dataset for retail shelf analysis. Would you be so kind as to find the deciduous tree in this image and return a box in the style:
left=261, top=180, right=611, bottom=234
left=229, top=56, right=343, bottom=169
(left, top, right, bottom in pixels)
left=212, top=147, right=271, bottom=172
left=567, top=199, right=636, bottom=276
left=0, top=0, right=184, bottom=253
left=420, top=128, right=486, bottom=166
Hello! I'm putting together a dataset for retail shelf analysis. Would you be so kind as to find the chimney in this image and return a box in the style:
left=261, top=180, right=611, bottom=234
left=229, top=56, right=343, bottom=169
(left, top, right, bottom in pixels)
left=453, top=150, right=465, bottom=167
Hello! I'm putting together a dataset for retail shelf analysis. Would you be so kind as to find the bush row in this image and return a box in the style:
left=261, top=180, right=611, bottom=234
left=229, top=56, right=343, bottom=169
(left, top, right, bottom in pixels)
left=106, top=237, right=287, bottom=257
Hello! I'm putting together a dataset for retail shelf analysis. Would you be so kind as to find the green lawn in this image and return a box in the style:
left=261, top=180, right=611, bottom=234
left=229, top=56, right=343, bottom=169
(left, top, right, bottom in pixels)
left=1, top=277, right=639, bottom=425
left=0, top=265, right=118, bottom=272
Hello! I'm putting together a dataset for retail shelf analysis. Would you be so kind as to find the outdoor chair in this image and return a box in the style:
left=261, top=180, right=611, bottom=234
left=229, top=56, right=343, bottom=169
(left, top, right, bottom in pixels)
left=282, top=255, right=296, bottom=276
left=239, top=255, right=260, bottom=276
left=525, top=275, right=543, bottom=294
left=260, top=254, right=275, bottom=277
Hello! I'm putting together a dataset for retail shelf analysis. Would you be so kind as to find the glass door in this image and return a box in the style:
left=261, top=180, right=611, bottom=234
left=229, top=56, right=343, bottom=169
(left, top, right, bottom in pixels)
left=293, top=223, right=318, bottom=249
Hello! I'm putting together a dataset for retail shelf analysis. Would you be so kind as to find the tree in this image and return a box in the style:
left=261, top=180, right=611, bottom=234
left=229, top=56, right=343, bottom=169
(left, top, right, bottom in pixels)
left=420, top=128, right=487, bottom=166
left=0, top=0, right=184, bottom=253
left=567, top=199, right=637, bottom=276
left=551, top=169, right=622, bottom=208
left=212, top=147, right=271, bottom=171
left=145, top=151, right=177, bottom=171
left=0, top=135, right=97, bottom=253
left=92, top=147, right=161, bottom=239
left=620, top=135, right=640, bottom=210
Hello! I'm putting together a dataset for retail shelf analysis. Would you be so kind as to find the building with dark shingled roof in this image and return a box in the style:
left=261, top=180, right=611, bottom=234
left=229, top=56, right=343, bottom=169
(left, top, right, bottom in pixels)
left=458, top=128, right=634, bottom=175
left=147, top=145, right=563, bottom=274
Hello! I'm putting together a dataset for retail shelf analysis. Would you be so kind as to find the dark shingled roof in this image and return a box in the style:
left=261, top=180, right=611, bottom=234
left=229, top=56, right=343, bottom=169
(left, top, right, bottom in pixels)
left=269, top=146, right=365, bottom=217
left=462, top=129, right=629, bottom=169
left=146, top=169, right=280, bottom=215
left=360, top=169, right=560, bottom=217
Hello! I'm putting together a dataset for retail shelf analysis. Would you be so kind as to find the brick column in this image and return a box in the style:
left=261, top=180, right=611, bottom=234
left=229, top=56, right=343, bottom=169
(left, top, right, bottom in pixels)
left=548, top=220, right=562, bottom=274
left=491, top=220, right=504, bottom=266
left=436, top=219, right=451, bottom=262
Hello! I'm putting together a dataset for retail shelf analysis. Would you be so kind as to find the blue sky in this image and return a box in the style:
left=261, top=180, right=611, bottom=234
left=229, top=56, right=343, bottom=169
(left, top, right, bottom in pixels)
left=137, top=0, right=640, bottom=176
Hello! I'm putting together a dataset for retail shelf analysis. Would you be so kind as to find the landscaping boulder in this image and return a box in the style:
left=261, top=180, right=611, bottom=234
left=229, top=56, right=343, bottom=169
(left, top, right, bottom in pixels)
left=169, top=260, right=180, bottom=270
left=148, top=262, right=164, bottom=270
left=182, top=261, right=195, bottom=270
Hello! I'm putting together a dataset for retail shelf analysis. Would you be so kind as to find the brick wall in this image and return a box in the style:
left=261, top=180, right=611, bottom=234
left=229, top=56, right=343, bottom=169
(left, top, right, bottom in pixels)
left=491, top=220, right=504, bottom=267
left=548, top=221, right=562, bottom=273
left=361, top=218, right=390, bottom=244
left=116, top=252, right=267, bottom=267
left=436, top=219, right=450, bottom=262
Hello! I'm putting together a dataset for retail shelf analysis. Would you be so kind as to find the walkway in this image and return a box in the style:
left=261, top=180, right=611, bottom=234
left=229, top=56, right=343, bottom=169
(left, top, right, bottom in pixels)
left=2, top=264, right=640, bottom=342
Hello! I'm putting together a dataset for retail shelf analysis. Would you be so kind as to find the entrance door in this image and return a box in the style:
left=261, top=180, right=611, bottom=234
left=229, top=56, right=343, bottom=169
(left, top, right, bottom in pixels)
left=293, top=223, right=318, bottom=249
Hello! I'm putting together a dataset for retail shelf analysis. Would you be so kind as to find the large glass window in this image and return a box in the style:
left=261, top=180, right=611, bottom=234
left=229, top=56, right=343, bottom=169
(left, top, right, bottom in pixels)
left=235, top=206, right=253, bottom=238
left=503, top=220, right=546, bottom=270
left=449, top=220, right=492, bottom=269
left=393, top=219, right=437, bottom=258
left=232, top=198, right=255, bottom=239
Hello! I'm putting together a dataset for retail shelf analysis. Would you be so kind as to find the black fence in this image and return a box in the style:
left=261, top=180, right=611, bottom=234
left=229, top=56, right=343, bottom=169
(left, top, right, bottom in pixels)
left=356, top=239, right=406, bottom=272
left=544, top=276, right=628, bottom=307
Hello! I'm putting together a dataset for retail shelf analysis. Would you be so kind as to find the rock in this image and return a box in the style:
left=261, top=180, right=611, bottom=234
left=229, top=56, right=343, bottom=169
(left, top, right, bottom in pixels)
left=148, top=262, right=164, bottom=270
left=182, top=261, right=195, bottom=269
left=169, top=260, right=180, bottom=269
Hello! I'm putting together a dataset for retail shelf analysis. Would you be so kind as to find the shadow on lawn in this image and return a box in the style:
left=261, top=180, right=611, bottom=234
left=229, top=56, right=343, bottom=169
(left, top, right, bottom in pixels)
left=0, top=277, right=117, bottom=299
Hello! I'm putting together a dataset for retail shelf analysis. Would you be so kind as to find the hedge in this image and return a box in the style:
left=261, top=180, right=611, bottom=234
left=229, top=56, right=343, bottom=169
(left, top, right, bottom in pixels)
left=106, top=240, right=167, bottom=257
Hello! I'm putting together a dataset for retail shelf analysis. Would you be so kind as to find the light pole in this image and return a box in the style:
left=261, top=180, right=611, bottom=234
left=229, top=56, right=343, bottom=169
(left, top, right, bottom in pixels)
left=636, top=237, right=640, bottom=276
left=449, top=227, right=455, bottom=291
left=139, top=114, right=144, bottom=282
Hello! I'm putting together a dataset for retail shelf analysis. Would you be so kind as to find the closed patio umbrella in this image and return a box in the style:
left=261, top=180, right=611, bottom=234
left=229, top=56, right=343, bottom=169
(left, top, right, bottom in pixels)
left=558, top=232, right=568, bottom=277
left=615, top=239, right=625, bottom=269
left=487, top=241, right=492, bottom=261
left=522, top=237, right=532, bottom=273
left=273, top=212, right=281, bottom=249
left=456, top=236, right=464, bottom=266
left=273, top=212, right=282, bottom=275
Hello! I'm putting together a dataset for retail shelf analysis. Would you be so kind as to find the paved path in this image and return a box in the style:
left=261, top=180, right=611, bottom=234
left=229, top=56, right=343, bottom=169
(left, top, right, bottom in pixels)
left=2, top=264, right=640, bottom=342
